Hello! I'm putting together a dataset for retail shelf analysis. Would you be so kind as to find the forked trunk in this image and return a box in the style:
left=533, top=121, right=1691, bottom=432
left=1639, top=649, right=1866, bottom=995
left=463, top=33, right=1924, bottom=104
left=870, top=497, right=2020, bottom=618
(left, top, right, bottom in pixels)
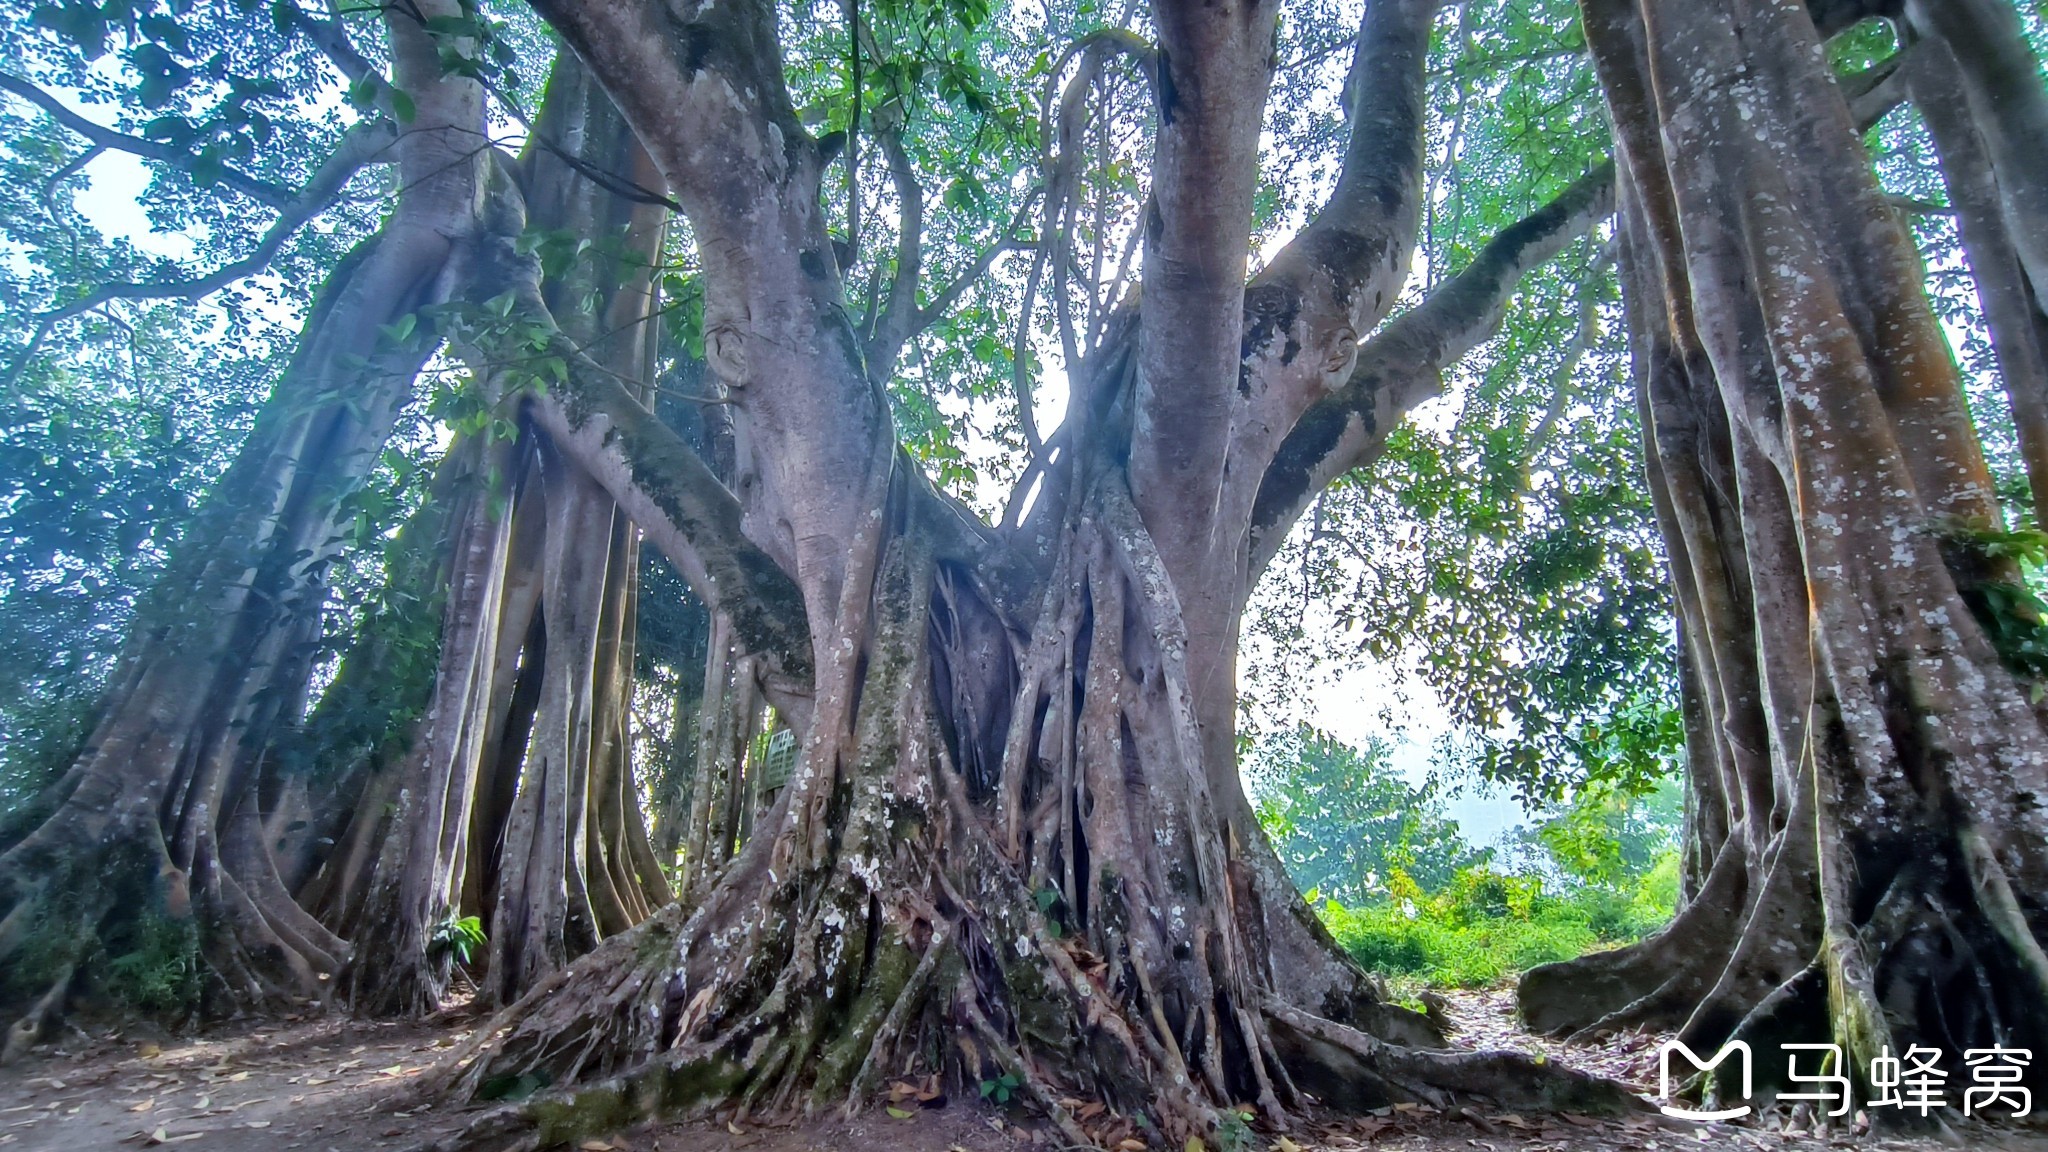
left=422, top=449, right=1634, bottom=1150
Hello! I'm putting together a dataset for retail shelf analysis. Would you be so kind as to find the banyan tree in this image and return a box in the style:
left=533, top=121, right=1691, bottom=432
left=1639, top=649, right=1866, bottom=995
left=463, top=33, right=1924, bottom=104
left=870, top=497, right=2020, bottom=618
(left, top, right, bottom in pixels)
left=1, top=0, right=2046, bottom=1144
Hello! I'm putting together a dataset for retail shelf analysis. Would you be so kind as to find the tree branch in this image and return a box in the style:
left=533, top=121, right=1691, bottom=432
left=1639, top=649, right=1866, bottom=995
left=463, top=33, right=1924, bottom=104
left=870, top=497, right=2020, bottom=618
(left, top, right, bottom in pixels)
left=6, top=118, right=399, bottom=388
left=1248, top=162, right=1618, bottom=580
left=1238, top=0, right=1442, bottom=395
left=863, top=127, right=923, bottom=383
left=1243, top=48, right=1915, bottom=582
left=523, top=336, right=815, bottom=680
left=916, top=193, right=1037, bottom=333
left=275, top=0, right=381, bottom=87
left=0, top=72, right=296, bottom=210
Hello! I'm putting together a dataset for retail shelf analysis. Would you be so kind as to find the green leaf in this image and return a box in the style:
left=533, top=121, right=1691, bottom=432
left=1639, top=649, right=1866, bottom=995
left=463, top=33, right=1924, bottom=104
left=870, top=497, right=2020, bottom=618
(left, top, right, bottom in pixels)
left=138, top=14, right=190, bottom=54
left=189, top=146, right=223, bottom=188
left=388, top=88, right=417, bottom=124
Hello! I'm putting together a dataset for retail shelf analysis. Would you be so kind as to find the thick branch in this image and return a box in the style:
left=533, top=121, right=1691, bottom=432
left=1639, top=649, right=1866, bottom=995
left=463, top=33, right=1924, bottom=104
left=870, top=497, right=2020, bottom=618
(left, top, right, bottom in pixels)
left=1248, top=163, right=1617, bottom=579
left=0, top=72, right=296, bottom=209
left=528, top=340, right=812, bottom=680
left=1222, top=0, right=1442, bottom=446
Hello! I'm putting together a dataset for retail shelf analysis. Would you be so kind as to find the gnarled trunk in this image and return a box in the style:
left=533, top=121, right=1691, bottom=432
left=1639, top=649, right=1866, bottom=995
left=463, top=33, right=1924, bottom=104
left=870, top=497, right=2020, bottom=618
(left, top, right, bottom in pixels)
left=1518, top=0, right=2048, bottom=1116
left=0, top=3, right=485, bottom=1044
left=396, top=2, right=1653, bottom=1144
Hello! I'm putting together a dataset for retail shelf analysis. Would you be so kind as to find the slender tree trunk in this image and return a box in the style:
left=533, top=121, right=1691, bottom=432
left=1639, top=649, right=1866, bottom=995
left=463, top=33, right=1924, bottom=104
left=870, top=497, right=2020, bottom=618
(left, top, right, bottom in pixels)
left=1910, top=36, right=2048, bottom=521
left=328, top=434, right=518, bottom=1013
left=1904, top=0, right=2048, bottom=312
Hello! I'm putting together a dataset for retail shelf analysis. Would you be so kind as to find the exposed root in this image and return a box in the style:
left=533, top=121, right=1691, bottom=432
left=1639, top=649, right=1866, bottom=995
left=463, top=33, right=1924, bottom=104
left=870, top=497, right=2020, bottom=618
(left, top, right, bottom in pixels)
left=393, top=469, right=1650, bottom=1152
left=2, top=963, right=74, bottom=1065
left=1264, top=1000, right=1648, bottom=1117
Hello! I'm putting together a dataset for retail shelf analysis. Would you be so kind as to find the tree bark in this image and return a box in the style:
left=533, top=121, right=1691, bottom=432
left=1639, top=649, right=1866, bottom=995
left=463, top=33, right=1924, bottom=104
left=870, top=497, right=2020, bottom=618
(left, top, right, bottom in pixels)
left=1518, top=0, right=2048, bottom=1114
left=392, top=3, right=1652, bottom=1147
left=0, top=1, right=486, bottom=1032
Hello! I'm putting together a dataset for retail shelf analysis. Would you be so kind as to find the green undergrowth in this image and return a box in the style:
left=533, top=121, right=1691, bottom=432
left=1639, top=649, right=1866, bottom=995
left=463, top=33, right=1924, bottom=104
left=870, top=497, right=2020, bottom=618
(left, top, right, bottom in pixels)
left=1, top=841, right=204, bottom=1021
left=1318, top=856, right=1679, bottom=989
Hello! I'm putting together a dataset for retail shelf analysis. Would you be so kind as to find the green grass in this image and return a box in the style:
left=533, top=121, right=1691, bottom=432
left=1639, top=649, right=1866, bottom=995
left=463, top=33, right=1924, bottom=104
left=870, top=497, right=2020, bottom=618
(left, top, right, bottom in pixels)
left=1318, top=856, right=1678, bottom=988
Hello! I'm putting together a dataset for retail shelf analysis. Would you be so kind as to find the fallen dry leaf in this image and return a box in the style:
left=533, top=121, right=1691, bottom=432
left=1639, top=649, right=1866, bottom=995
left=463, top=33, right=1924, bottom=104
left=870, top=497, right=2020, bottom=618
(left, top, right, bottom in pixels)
left=127, top=1099, right=155, bottom=1113
left=578, top=1141, right=614, bottom=1151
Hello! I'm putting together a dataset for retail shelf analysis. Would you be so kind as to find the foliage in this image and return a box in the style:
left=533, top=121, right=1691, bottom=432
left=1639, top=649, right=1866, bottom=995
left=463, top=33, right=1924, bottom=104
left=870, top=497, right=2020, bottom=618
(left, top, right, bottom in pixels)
left=427, top=914, right=487, bottom=967
left=1320, top=861, right=1675, bottom=989
left=1529, top=776, right=1683, bottom=890
left=1941, top=522, right=2048, bottom=690
left=97, top=912, right=201, bottom=1016
left=977, top=1071, right=1021, bottom=1104
left=1250, top=725, right=1488, bottom=906
left=1256, top=731, right=1680, bottom=989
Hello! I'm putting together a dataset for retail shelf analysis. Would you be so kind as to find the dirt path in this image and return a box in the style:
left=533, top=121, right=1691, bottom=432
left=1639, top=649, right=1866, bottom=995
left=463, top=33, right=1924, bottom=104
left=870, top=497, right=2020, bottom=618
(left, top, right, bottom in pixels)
left=1, top=992, right=2043, bottom=1151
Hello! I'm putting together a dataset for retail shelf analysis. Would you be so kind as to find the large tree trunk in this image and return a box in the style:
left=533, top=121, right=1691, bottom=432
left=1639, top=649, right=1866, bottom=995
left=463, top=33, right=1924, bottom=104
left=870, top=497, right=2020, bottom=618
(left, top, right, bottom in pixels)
left=394, top=2, right=1649, bottom=1146
left=0, top=3, right=485, bottom=1045
left=1517, top=0, right=2048, bottom=1115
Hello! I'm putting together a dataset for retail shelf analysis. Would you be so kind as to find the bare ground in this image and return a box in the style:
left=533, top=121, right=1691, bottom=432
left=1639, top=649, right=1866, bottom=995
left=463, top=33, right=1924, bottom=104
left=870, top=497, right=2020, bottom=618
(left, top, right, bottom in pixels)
left=1, top=990, right=2043, bottom=1152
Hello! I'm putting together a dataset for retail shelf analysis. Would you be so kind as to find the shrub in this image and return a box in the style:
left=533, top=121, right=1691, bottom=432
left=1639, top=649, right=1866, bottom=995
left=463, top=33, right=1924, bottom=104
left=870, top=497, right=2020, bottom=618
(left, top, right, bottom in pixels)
left=1317, top=853, right=1679, bottom=988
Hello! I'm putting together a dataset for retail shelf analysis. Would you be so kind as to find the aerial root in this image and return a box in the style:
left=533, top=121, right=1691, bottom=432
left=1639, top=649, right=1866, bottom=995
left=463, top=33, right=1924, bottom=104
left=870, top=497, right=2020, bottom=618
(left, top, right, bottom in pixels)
left=2, top=962, right=74, bottom=1065
left=843, top=923, right=952, bottom=1112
